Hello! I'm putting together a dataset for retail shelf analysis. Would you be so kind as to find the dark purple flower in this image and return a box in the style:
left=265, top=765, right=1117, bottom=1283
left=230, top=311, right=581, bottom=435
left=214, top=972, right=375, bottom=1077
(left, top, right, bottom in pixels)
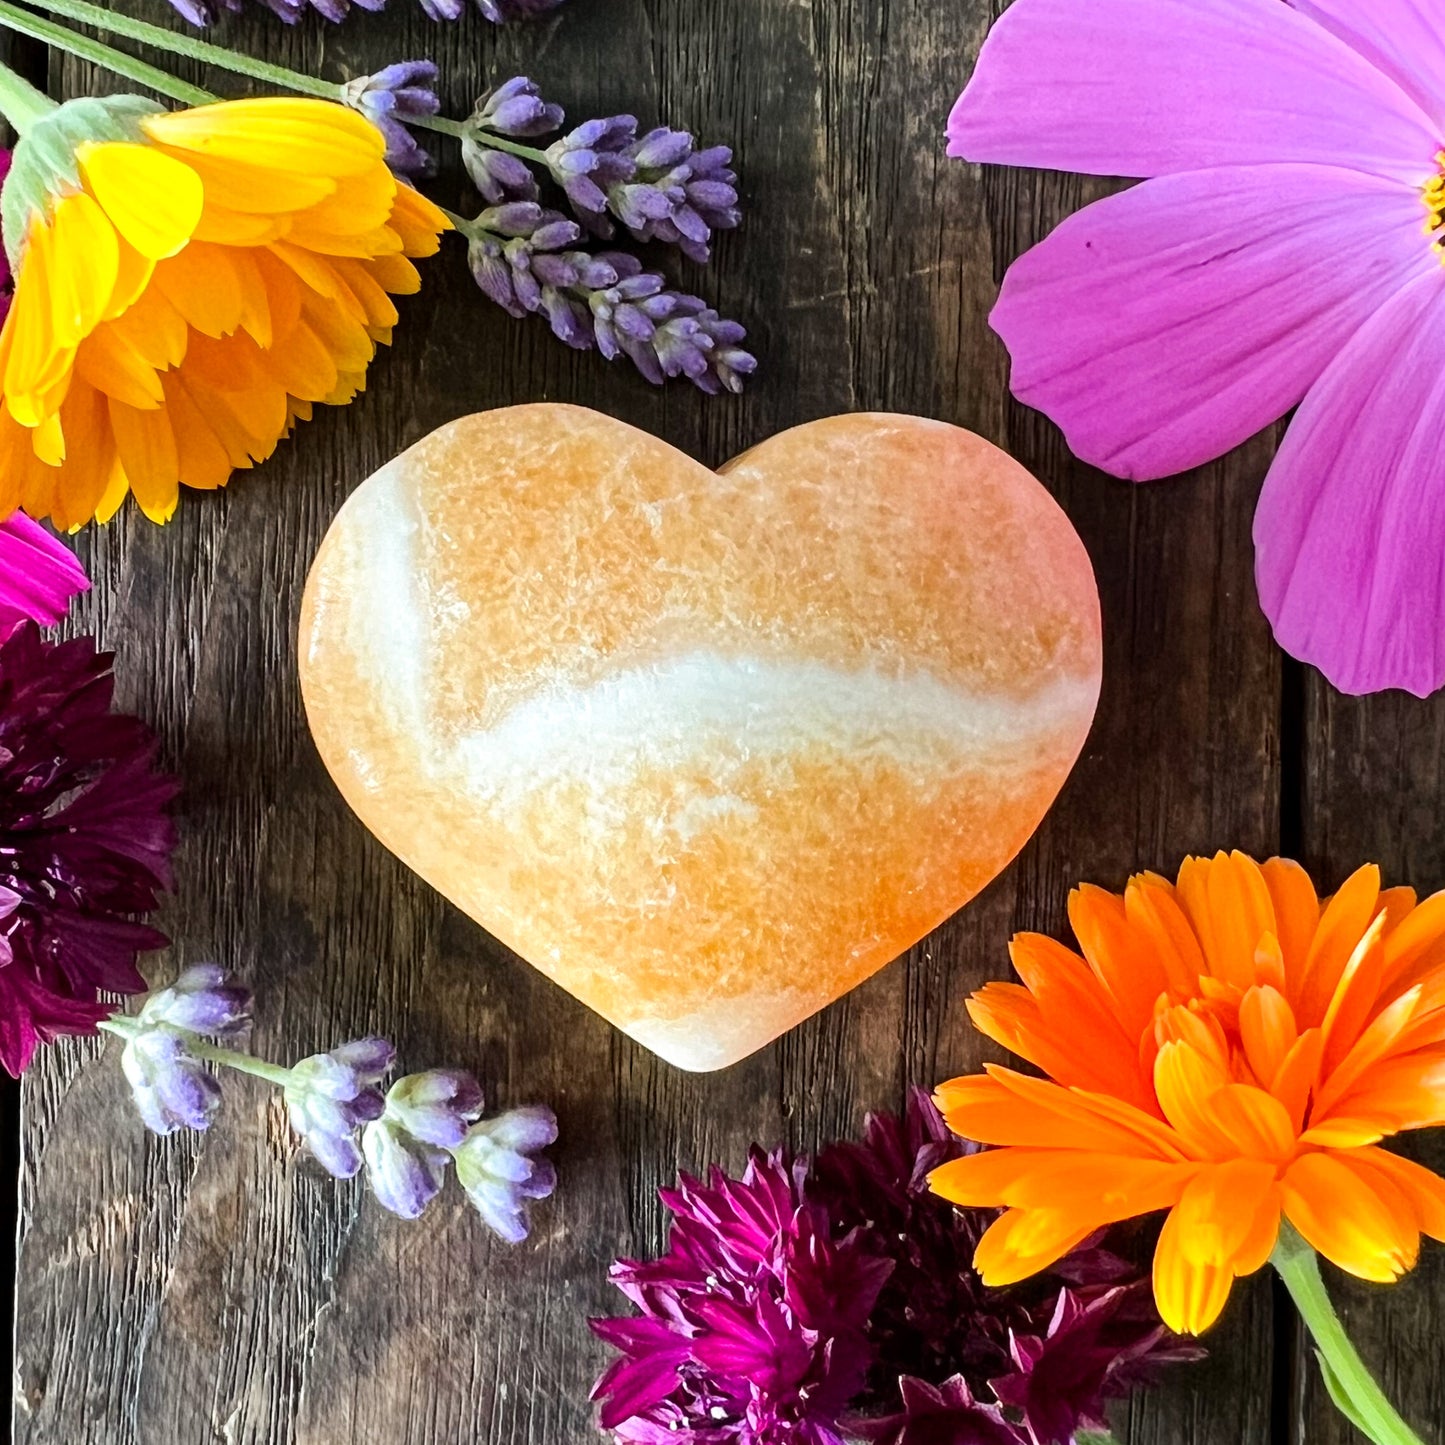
left=854, top=1376, right=1025, bottom=1445
left=0, top=625, right=179, bottom=1077
left=453, top=1104, right=558, bottom=1243
left=120, top=1028, right=222, bottom=1136
left=342, top=62, right=440, bottom=178
left=591, top=1149, right=893, bottom=1444
left=811, top=1090, right=1200, bottom=1445
left=286, top=1035, right=394, bottom=1180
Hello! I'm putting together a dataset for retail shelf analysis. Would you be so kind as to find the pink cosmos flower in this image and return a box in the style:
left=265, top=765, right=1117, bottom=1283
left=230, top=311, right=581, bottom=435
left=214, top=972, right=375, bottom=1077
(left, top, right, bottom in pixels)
left=948, top=0, right=1445, bottom=697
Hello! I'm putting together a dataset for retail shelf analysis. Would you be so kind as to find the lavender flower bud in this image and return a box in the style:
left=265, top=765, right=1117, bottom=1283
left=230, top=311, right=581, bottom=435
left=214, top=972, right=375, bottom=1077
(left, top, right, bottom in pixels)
left=464, top=148, right=540, bottom=206
left=362, top=1116, right=450, bottom=1219
left=137, top=964, right=252, bottom=1040
left=360, top=1070, right=485, bottom=1218
left=285, top=1036, right=394, bottom=1180
left=453, top=1105, right=559, bottom=1244
left=121, top=1029, right=222, bottom=1136
left=545, top=116, right=638, bottom=219
left=418, top=0, right=466, bottom=19
left=472, top=77, right=564, bottom=138
left=342, top=62, right=441, bottom=178
left=384, top=1069, right=485, bottom=1147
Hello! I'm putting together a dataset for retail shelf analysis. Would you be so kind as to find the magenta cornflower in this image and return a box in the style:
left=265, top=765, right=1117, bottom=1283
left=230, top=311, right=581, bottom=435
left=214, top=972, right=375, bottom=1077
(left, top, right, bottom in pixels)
left=949, top=0, right=1445, bottom=697
left=0, top=625, right=179, bottom=1075
left=591, top=1150, right=889, bottom=1443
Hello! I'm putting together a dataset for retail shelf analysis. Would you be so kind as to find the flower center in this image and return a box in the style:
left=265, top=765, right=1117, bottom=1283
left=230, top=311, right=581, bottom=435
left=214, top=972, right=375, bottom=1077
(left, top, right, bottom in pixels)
left=1424, top=151, right=1445, bottom=253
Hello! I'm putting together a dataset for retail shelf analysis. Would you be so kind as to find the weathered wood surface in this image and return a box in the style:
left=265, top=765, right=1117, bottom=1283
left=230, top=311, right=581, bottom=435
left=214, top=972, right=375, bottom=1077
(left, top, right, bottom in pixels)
left=2, top=0, right=1421, bottom=1441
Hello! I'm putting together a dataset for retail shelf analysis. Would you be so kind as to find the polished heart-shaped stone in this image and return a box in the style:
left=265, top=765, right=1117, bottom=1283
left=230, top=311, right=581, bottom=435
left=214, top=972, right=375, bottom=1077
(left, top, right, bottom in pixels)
left=299, top=406, right=1102, bottom=1071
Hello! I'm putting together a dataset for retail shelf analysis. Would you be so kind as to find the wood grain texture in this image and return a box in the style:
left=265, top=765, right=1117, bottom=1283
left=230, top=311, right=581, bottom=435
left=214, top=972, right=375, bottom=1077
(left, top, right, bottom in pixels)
left=1293, top=686, right=1445, bottom=1445
left=6, top=0, right=1311, bottom=1441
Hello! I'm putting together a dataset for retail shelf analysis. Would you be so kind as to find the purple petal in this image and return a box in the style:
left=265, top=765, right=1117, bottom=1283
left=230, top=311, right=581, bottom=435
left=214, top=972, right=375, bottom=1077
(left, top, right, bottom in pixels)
left=991, top=163, right=1433, bottom=481
left=1255, top=268, right=1445, bottom=696
left=948, top=0, right=1437, bottom=184
left=1291, top=0, right=1445, bottom=132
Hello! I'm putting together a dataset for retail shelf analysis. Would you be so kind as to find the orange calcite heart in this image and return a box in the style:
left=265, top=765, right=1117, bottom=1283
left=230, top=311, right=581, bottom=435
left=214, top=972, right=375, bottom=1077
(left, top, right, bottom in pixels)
left=299, top=406, right=1102, bottom=1070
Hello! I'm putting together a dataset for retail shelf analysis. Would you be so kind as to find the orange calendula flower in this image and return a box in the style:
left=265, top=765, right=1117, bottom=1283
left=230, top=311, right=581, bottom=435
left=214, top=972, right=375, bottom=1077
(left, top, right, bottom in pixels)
left=0, top=93, right=449, bottom=527
left=931, top=851, right=1445, bottom=1336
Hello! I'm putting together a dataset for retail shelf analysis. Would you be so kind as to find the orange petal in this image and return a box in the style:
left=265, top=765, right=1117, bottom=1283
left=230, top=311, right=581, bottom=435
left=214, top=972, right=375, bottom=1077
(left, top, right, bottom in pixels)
left=973, top=1207, right=1097, bottom=1287
left=929, top=1147, right=1194, bottom=1218
left=1178, top=852, right=1277, bottom=993
left=1320, top=913, right=1389, bottom=1074
left=935, top=1068, right=1184, bottom=1159
left=1314, top=1051, right=1445, bottom=1138
left=1069, top=883, right=1169, bottom=1036
left=1153, top=1160, right=1279, bottom=1335
left=1261, top=858, right=1321, bottom=992
left=1351, top=1147, right=1445, bottom=1242
left=1154, top=1041, right=1235, bottom=1158
left=1380, top=890, right=1445, bottom=996
left=1270, top=1026, right=1325, bottom=1135
left=1313, top=986, right=1423, bottom=1120
left=1281, top=1151, right=1418, bottom=1282
left=1239, top=984, right=1298, bottom=1087
left=1124, top=873, right=1207, bottom=997
left=1296, top=864, right=1381, bottom=1027
left=1206, top=1083, right=1297, bottom=1160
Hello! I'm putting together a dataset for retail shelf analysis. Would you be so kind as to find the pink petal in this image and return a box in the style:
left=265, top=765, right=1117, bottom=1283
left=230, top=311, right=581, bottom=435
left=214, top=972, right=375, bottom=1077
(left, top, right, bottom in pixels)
left=948, top=0, right=1437, bottom=185
left=0, top=511, right=88, bottom=632
left=1255, top=268, right=1445, bottom=697
left=991, top=164, right=1434, bottom=481
left=1291, top=0, right=1445, bottom=133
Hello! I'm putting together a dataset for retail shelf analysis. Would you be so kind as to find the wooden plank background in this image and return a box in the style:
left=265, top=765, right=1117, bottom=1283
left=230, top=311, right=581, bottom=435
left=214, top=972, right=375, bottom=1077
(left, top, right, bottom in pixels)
left=5, top=0, right=1439, bottom=1440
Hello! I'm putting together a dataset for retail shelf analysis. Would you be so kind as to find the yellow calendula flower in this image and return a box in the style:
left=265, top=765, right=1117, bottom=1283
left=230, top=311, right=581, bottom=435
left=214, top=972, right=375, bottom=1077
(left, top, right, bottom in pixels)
left=0, top=93, right=450, bottom=527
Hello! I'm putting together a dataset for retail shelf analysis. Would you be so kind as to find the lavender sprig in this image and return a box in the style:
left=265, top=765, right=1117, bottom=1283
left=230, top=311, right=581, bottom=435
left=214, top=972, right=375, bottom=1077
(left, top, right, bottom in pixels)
left=464, top=78, right=743, bottom=266
left=101, top=966, right=558, bottom=1241
left=462, top=203, right=755, bottom=393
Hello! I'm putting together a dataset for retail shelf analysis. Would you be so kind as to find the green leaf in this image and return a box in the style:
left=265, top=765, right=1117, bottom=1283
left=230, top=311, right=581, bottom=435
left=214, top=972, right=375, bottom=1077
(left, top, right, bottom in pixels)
left=1075, top=1432, right=1116, bottom=1445
left=1317, top=1348, right=1381, bottom=1442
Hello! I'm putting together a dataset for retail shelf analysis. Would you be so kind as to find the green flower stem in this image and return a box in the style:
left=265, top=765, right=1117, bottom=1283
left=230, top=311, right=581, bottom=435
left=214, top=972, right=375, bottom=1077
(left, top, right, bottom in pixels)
left=98, top=1016, right=295, bottom=1089
left=30, top=0, right=338, bottom=103
left=1271, top=1221, right=1427, bottom=1445
left=466, top=130, right=547, bottom=163
left=0, top=1, right=211, bottom=107
left=0, top=56, right=56, bottom=132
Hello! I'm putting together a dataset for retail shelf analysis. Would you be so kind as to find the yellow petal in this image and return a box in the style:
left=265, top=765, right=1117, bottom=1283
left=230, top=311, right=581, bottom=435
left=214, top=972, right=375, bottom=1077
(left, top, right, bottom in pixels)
left=78, top=141, right=203, bottom=260
left=48, top=191, right=120, bottom=351
left=142, top=98, right=384, bottom=178
left=108, top=396, right=179, bottom=521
